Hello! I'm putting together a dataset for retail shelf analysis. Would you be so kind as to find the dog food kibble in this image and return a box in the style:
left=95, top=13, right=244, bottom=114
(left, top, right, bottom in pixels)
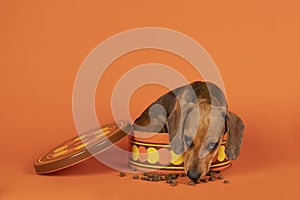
left=188, top=181, right=196, bottom=186
left=170, top=180, right=177, bottom=186
left=133, top=175, right=139, bottom=179
left=166, top=174, right=173, bottom=180
left=199, top=178, right=209, bottom=183
left=172, top=174, right=178, bottom=179
left=215, top=170, right=221, bottom=174
left=196, top=179, right=201, bottom=183
left=119, top=172, right=125, bottom=177
left=207, top=171, right=215, bottom=176
left=118, top=171, right=230, bottom=186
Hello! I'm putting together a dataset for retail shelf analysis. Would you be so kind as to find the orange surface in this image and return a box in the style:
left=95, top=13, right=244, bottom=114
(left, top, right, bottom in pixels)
left=1, top=0, right=300, bottom=199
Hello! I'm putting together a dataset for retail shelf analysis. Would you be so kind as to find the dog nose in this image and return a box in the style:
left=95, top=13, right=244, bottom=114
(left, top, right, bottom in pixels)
left=187, top=171, right=201, bottom=181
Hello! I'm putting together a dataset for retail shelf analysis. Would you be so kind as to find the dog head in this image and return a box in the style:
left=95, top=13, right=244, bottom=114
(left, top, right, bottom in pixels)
left=167, top=88, right=244, bottom=181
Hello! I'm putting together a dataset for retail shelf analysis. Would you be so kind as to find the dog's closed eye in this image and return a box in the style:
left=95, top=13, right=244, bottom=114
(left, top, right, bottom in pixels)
left=184, top=135, right=193, bottom=147
left=206, top=142, right=218, bottom=151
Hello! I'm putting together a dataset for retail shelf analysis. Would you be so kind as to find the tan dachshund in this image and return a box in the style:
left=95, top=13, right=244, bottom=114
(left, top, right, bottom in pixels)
left=134, top=81, right=244, bottom=181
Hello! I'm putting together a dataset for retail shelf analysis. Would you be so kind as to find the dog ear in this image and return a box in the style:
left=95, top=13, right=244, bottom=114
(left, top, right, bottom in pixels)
left=166, top=88, right=202, bottom=154
left=225, top=111, right=245, bottom=160
left=166, top=100, right=184, bottom=154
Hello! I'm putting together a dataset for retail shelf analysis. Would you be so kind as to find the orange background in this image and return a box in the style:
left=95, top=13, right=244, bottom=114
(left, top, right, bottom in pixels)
left=1, top=0, right=299, bottom=199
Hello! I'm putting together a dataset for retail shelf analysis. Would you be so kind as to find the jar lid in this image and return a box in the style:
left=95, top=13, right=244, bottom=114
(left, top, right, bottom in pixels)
left=34, top=121, right=132, bottom=174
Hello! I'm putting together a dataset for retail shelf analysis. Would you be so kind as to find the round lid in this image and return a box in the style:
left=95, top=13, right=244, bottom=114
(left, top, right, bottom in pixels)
left=34, top=121, right=132, bottom=174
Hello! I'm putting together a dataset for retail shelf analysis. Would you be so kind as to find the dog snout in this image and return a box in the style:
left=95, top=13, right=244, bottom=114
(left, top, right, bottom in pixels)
left=187, top=171, right=201, bottom=181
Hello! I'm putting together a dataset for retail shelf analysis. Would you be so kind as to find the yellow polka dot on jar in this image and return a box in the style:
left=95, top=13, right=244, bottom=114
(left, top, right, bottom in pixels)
left=147, top=147, right=159, bottom=164
left=132, top=145, right=139, bottom=161
left=170, top=150, right=184, bottom=165
left=217, top=145, right=226, bottom=162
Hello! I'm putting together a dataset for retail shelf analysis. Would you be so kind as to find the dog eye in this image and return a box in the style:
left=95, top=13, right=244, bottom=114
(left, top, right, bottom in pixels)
left=206, top=142, right=218, bottom=151
left=184, top=135, right=193, bottom=147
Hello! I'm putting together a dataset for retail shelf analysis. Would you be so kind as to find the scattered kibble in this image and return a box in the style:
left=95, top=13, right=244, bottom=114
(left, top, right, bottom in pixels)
left=170, top=180, right=177, bottom=186
left=133, top=175, right=139, bottom=179
left=119, top=172, right=125, bottom=177
left=188, top=181, right=196, bottom=186
left=172, top=174, right=178, bottom=179
left=118, top=171, right=230, bottom=186
left=206, top=171, right=215, bottom=176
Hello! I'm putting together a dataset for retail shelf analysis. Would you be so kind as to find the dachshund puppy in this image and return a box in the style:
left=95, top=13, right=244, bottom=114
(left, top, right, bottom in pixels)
left=133, top=81, right=244, bottom=181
